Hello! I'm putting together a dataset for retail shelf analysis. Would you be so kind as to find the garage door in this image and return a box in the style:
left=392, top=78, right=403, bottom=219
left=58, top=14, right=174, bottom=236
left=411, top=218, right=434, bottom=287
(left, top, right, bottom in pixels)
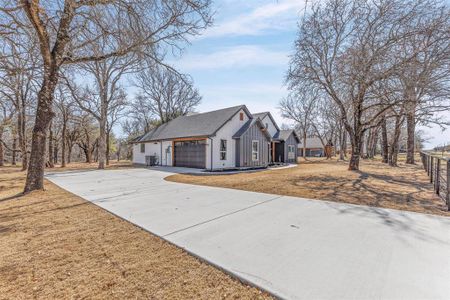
left=174, top=140, right=206, bottom=168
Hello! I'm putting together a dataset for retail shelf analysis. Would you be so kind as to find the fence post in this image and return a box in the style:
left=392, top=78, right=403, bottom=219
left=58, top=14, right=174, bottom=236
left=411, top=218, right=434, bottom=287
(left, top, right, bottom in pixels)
left=430, top=156, right=434, bottom=183
left=435, top=158, right=440, bottom=195
left=428, top=155, right=432, bottom=176
left=447, top=160, right=450, bottom=211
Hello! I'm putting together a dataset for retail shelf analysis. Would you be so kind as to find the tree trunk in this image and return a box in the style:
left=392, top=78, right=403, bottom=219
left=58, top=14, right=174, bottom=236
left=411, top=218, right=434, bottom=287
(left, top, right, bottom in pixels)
left=106, top=130, right=110, bottom=166
left=406, top=112, right=415, bottom=164
left=48, top=122, right=54, bottom=168
left=54, top=144, right=58, bottom=164
left=84, top=148, right=91, bottom=163
left=18, top=111, right=28, bottom=171
left=389, top=116, right=403, bottom=167
left=0, top=127, right=4, bottom=167
left=98, top=119, right=106, bottom=169
left=12, top=135, right=17, bottom=165
left=24, top=77, right=57, bottom=193
left=61, top=122, right=67, bottom=167
left=67, top=142, right=73, bottom=164
left=339, top=132, right=345, bottom=160
left=302, top=131, right=307, bottom=159
left=381, top=117, right=388, bottom=163
left=348, top=133, right=362, bottom=170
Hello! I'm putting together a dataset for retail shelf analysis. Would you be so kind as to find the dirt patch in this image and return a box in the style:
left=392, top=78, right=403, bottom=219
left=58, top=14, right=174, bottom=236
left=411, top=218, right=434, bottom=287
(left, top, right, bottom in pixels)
left=0, top=165, right=271, bottom=299
left=167, top=158, right=449, bottom=217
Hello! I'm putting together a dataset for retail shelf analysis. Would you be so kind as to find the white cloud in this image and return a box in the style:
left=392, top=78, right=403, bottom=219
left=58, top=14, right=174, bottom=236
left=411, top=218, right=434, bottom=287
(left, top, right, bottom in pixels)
left=175, top=45, right=288, bottom=71
left=204, top=0, right=306, bottom=38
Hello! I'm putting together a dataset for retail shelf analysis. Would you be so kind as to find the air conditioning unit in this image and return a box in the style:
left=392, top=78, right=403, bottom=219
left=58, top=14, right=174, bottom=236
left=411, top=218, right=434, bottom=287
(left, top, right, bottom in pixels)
left=145, top=155, right=158, bottom=166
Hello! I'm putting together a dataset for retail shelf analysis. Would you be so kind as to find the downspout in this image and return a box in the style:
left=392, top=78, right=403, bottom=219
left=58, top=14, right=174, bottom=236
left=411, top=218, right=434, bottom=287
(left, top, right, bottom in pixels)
left=160, top=141, right=162, bottom=166
left=209, top=137, right=213, bottom=171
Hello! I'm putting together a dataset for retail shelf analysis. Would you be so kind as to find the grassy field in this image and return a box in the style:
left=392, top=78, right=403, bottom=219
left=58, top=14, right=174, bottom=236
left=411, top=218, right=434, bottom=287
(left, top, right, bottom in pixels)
left=0, top=162, right=270, bottom=299
left=167, top=158, right=450, bottom=217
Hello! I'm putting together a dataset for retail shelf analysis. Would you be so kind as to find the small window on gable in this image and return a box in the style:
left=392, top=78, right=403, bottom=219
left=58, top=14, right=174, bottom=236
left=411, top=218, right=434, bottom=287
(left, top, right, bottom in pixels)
left=265, top=123, right=268, bottom=129
left=239, top=112, right=244, bottom=121
left=140, top=143, right=145, bottom=153
left=220, top=139, right=227, bottom=160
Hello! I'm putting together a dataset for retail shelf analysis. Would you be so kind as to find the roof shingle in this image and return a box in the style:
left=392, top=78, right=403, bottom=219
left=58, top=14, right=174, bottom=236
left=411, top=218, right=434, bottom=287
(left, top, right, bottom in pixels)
left=137, top=105, right=248, bottom=142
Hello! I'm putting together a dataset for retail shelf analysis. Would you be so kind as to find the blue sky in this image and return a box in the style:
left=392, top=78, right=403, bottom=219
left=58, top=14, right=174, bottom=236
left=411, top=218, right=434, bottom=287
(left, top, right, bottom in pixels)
left=163, top=0, right=448, bottom=148
left=170, top=0, right=304, bottom=126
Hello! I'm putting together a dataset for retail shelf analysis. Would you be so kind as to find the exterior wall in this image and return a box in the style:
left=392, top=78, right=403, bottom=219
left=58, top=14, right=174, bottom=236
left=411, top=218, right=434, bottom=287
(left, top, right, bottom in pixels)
left=299, top=148, right=324, bottom=157
left=236, top=122, right=270, bottom=167
left=209, top=108, right=250, bottom=169
left=132, top=142, right=161, bottom=165
left=284, top=133, right=299, bottom=163
left=260, top=115, right=278, bottom=138
left=298, top=137, right=323, bottom=149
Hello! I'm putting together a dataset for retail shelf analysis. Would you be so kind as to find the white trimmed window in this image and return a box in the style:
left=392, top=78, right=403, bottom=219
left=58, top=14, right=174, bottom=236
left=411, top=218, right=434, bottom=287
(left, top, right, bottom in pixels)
left=220, top=139, right=227, bottom=160
left=252, top=140, right=259, bottom=161
left=288, top=145, right=295, bottom=159
left=140, top=143, right=145, bottom=153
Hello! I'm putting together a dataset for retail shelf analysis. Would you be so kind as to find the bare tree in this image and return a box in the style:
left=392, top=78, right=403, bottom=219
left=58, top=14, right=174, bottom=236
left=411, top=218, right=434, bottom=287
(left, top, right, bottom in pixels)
left=54, top=85, right=75, bottom=167
left=133, top=63, right=202, bottom=124
left=280, top=86, right=317, bottom=159
left=0, top=38, right=39, bottom=170
left=66, top=53, right=132, bottom=169
left=0, top=98, right=14, bottom=166
left=287, top=0, right=442, bottom=170
left=76, top=114, right=98, bottom=164
left=0, top=0, right=212, bottom=192
left=398, top=8, right=450, bottom=164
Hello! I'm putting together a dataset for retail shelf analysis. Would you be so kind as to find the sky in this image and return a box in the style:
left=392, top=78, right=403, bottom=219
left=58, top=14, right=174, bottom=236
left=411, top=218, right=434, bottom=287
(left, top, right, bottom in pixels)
left=156, top=0, right=449, bottom=149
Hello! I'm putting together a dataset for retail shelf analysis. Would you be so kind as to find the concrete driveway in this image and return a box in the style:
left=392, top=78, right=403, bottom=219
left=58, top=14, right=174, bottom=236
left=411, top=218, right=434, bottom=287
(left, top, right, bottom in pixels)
left=46, top=168, right=450, bottom=300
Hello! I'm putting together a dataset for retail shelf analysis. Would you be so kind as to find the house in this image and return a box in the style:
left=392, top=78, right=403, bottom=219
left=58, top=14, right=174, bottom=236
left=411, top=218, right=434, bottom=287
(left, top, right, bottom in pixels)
left=298, top=136, right=327, bottom=157
left=252, top=112, right=300, bottom=164
left=132, top=105, right=298, bottom=170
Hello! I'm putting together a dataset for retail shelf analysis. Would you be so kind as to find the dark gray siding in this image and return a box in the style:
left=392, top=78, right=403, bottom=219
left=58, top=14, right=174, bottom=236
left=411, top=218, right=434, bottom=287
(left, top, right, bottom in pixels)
left=284, top=133, right=299, bottom=163
left=236, top=122, right=269, bottom=167
left=235, top=139, right=240, bottom=166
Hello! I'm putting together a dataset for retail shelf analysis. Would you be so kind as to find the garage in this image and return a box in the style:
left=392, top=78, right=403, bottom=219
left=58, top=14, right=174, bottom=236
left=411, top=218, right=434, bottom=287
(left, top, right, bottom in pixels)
left=173, top=140, right=206, bottom=168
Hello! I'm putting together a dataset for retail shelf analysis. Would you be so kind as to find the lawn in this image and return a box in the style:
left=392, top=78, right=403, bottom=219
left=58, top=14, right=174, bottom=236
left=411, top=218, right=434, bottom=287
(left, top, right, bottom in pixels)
left=167, top=158, right=450, bottom=217
left=0, top=163, right=270, bottom=299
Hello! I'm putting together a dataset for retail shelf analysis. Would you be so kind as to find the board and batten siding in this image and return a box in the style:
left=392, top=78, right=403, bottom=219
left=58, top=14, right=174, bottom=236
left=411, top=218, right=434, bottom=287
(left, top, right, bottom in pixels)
left=235, top=122, right=269, bottom=167
left=284, top=132, right=299, bottom=163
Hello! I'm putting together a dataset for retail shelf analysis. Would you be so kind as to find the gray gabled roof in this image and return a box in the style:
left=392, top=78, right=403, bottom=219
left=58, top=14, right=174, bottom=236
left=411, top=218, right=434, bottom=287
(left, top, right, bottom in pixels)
left=232, top=118, right=272, bottom=140
left=136, top=105, right=251, bottom=142
left=274, top=130, right=300, bottom=143
left=252, top=111, right=280, bottom=131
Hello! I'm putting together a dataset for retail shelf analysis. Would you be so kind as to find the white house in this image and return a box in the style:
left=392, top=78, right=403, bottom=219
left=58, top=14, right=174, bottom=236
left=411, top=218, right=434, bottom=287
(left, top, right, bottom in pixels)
left=132, top=105, right=299, bottom=170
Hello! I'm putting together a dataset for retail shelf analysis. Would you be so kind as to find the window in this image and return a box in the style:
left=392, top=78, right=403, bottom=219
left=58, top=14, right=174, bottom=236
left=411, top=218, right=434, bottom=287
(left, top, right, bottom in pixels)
left=220, top=139, right=227, bottom=160
left=140, top=143, right=145, bottom=153
left=252, top=140, right=259, bottom=161
left=239, top=112, right=244, bottom=121
left=288, top=145, right=295, bottom=159
left=265, top=123, right=268, bottom=129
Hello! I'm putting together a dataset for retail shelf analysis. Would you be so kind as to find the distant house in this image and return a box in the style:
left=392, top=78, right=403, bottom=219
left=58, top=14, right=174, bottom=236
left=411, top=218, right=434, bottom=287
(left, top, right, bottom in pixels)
left=131, top=105, right=299, bottom=170
left=298, top=137, right=326, bottom=157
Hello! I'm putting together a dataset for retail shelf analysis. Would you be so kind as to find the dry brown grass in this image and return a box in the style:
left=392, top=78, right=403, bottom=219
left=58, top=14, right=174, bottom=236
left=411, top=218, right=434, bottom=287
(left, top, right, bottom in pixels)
left=0, top=164, right=271, bottom=299
left=167, top=158, right=450, bottom=217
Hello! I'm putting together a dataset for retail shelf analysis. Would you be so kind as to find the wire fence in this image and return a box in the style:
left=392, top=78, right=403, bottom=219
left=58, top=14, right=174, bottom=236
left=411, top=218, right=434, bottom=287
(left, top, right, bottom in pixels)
left=420, top=152, right=450, bottom=211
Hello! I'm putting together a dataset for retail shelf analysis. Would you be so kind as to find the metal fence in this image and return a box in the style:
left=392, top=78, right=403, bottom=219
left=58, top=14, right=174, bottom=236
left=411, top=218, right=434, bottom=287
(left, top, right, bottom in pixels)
left=420, top=152, right=450, bottom=211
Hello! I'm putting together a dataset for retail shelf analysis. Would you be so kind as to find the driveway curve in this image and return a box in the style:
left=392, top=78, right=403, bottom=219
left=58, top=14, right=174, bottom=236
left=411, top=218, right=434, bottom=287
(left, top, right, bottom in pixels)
left=46, top=168, right=450, bottom=300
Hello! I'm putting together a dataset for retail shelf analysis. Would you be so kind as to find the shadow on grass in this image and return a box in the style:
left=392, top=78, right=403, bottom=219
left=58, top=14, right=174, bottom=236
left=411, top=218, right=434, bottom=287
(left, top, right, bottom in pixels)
left=288, top=167, right=448, bottom=215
